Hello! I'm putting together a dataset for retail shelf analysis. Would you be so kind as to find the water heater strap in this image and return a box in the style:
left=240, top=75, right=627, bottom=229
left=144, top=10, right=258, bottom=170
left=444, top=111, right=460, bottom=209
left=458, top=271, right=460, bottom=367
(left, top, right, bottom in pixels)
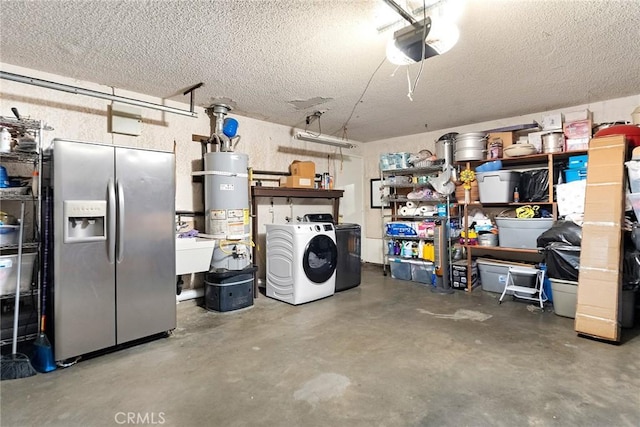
left=191, top=170, right=248, bottom=178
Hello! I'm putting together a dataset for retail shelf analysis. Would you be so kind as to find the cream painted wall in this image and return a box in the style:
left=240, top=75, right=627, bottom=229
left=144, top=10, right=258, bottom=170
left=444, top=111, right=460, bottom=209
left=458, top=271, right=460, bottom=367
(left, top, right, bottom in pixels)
left=2, top=63, right=637, bottom=268
left=0, top=63, right=366, bottom=286
left=362, top=94, right=640, bottom=264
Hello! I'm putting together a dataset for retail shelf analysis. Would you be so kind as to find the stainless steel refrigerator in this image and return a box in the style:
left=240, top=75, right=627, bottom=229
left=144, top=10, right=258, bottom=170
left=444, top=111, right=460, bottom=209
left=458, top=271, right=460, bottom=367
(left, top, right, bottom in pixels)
left=50, top=139, right=176, bottom=361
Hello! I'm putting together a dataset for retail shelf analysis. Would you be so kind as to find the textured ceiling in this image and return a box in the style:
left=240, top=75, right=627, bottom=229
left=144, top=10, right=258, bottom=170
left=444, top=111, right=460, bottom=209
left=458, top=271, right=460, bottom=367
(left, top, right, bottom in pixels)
left=1, top=0, right=639, bottom=142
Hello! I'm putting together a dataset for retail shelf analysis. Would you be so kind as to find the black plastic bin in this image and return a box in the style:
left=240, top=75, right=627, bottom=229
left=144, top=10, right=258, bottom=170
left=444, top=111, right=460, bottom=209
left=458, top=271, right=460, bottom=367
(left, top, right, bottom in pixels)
left=204, top=266, right=257, bottom=312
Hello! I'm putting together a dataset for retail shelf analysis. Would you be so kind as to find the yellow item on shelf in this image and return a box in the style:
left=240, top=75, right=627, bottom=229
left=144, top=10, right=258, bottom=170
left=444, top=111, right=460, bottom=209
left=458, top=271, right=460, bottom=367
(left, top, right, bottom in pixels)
left=515, top=205, right=539, bottom=218
left=422, top=242, right=435, bottom=261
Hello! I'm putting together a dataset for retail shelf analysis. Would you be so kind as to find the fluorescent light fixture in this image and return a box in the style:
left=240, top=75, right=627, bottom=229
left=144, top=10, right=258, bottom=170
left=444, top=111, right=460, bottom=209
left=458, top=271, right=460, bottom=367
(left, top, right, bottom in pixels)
left=295, top=131, right=356, bottom=149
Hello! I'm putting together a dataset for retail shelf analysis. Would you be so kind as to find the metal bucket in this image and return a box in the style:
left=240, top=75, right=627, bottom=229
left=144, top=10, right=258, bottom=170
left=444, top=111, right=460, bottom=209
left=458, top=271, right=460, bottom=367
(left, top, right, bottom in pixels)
left=455, top=138, right=487, bottom=150
left=542, top=132, right=565, bottom=153
left=478, top=233, right=498, bottom=247
left=456, top=132, right=487, bottom=139
left=454, top=148, right=486, bottom=162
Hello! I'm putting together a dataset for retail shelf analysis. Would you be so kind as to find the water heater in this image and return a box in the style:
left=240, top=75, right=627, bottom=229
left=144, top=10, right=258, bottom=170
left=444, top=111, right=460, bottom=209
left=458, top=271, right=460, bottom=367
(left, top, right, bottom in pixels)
left=204, top=151, right=250, bottom=271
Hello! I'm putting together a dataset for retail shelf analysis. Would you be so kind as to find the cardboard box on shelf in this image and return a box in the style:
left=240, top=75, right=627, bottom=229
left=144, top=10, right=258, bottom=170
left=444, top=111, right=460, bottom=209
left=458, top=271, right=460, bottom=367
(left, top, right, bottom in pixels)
left=564, top=109, right=592, bottom=123
left=575, top=135, right=626, bottom=342
left=290, top=161, right=315, bottom=178
left=542, top=113, right=563, bottom=130
left=279, top=175, right=314, bottom=189
left=564, top=119, right=593, bottom=139
left=566, top=138, right=589, bottom=151
left=527, top=131, right=545, bottom=153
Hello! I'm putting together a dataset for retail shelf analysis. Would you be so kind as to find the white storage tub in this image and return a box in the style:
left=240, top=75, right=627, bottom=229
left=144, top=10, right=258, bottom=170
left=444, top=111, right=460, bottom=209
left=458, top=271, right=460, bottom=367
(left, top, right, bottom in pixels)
left=476, top=171, right=520, bottom=203
left=625, top=160, right=640, bottom=193
left=0, top=253, right=37, bottom=296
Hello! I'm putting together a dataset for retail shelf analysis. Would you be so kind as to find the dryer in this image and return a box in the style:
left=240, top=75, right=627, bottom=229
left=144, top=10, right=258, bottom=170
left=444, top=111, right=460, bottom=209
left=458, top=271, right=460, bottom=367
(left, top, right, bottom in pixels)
left=266, top=223, right=337, bottom=305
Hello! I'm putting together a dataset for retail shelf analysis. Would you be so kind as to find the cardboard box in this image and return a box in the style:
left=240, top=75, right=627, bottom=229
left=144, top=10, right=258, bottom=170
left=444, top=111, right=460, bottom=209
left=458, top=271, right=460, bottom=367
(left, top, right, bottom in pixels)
left=290, top=161, right=315, bottom=178
left=542, top=113, right=563, bottom=130
left=564, top=119, right=593, bottom=139
left=451, top=260, right=478, bottom=291
left=575, top=135, right=626, bottom=342
left=527, top=131, right=545, bottom=153
left=564, top=109, right=592, bottom=123
left=279, top=175, right=314, bottom=188
left=566, top=138, right=589, bottom=151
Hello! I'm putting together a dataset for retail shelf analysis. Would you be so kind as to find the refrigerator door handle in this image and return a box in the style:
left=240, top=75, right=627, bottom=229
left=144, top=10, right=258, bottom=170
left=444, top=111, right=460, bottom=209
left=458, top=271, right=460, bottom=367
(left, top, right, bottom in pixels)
left=108, top=179, right=116, bottom=264
left=117, top=181, right=125, bottom=263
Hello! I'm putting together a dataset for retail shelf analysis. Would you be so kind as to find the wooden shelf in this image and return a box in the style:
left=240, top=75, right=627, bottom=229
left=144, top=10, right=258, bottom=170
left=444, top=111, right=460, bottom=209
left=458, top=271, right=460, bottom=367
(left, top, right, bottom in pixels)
left=250, top=186, right=344, bottom=298
left=251, top=186, right=343, bottom=199
left=455, top=148, right=588, bottom=292
left=390, top=215, right=442, bottom=220
left=464, top=244, right=542, bottom=254
left=457, top=150, right=588, bottom=167
left=472, top=202, right=555, bottom=206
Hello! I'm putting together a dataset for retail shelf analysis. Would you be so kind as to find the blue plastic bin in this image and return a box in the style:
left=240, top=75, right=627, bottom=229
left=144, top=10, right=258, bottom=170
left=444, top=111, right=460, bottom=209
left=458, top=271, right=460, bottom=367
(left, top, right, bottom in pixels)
left=567, top=154, right=588, bottom=169
left=563, top=167, right=587, bottom=183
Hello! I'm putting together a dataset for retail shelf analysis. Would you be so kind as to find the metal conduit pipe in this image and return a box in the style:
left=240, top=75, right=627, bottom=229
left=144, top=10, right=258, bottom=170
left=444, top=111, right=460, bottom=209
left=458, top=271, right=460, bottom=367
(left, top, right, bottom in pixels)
left=0, top=71, right=199, bottom=118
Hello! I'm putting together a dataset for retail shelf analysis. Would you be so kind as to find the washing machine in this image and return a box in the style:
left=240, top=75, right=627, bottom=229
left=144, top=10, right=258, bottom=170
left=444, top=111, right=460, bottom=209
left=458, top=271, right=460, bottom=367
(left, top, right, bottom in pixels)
left=266, top=223, right=337, bottom=305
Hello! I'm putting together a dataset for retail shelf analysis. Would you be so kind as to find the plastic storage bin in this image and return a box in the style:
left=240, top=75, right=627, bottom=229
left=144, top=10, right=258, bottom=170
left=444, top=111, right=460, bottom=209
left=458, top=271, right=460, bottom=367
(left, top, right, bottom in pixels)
left=625, top=160, right=640, bottom=193
left=0, top=253, right=37, bottom=296
left=390, top=261, right=412, bottom=281
left=204, top=266, right=256, bottom=312
left=549, top=278, right=577, bottom=318
left=567, top=154, right=588, bottom=169
left=0, top=225, right=20, bottom=246
left=629, top=192, right=640, bottom=220
left=563, top=167, right=587, bottom=183
left=495, top=217, right=554, bottom=249
left=477, top=259, right=509, bottom=293
left=410, top=262, right=433, bottom=284
left=476, top=171, right=521, bottom=203
left=477, top=258, right=535, bottom=294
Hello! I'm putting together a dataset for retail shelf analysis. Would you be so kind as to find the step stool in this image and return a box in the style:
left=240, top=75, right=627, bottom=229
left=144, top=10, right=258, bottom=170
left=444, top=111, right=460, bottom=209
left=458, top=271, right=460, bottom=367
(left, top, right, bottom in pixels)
left=498, top=266, right=547, bottom=309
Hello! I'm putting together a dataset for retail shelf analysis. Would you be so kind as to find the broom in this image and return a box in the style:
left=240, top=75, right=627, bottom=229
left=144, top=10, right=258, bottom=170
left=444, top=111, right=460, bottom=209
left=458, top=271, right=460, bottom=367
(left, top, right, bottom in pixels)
left=32, top=187, right=55, bottom=372
left=1, top=203, right=37, bottom=380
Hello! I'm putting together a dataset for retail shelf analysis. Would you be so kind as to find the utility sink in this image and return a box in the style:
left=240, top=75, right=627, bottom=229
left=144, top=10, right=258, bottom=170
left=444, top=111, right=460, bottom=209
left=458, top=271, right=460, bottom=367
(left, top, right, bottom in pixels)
left=175, top=237, right=216, bottom=275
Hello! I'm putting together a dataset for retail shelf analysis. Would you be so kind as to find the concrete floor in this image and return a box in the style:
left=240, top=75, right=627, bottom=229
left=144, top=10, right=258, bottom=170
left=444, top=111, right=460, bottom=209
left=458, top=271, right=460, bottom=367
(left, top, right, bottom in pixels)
left=2, top=264, right=640, bottom=427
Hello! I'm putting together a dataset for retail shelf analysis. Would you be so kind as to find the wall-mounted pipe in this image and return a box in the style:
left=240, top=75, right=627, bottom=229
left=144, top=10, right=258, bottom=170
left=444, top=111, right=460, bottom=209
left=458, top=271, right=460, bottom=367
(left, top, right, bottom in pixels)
left=0, top=71, right=199, bottom=118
